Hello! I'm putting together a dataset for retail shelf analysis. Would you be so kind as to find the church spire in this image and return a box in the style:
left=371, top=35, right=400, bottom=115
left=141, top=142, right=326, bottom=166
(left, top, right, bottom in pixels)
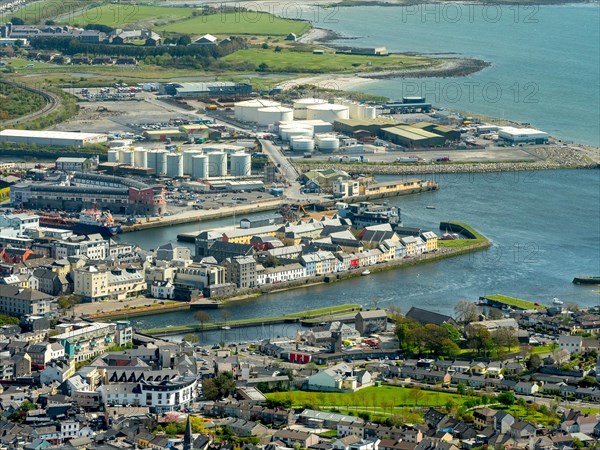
left=183, top=415, right=193, bottom=450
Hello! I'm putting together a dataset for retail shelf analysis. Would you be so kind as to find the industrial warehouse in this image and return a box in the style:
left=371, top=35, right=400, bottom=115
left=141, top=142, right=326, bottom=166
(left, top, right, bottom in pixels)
left=0, top=129, right=108, bottom=147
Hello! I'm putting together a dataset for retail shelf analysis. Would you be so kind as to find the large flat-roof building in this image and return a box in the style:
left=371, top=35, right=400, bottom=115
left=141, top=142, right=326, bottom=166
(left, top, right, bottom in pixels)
left=498, top=127, right=549, bottom=143
left=10, top=173, right=166, bottom=215
left=0, top=129, right=107, bottom=147
left=380, top=126, right=445, bottom=147
left=158, top=82, right=252, bottom=98
left=333, top=118, right=403, bottom=137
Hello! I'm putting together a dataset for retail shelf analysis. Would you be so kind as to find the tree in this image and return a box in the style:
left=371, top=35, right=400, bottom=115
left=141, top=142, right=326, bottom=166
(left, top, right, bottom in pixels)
left=442, top=323, right=463, bottom=343
left=261, top=42, right=269, bottom=49
left=497, top=391, right=516, bottom=406
left=10, top=17, right=25, bottom=25
left=183, top=333, right=199, bottom=344
left=257, top=62, right=269, bottom=72
left=194, top=311, right=211, bottom=330
left=488, top=307, right=504, bottom=320
left=411, top=386, right=424, bottom=406
left=178, top=35, right=192, bottom=46
left=468, top=325, right=495, bottom=356
left=526, top=354, right=542, bottom=371
left=494, top=327, right=519, bottom=352
left=454, top=300, right=479, bottom=324
left=578, top=376, right=598, bottom=387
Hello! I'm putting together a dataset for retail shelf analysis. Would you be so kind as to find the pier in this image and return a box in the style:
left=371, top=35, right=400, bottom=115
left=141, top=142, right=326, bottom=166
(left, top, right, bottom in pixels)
left=140, top=304, right=363, bottom=336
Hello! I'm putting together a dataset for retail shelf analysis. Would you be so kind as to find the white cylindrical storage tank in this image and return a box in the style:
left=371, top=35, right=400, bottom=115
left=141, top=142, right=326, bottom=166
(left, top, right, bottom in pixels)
left=166, top=153, right=183, bottom=178
left=147, top=150, right=168, bottom=176
left=364, top=106, right=377, bottom=119
left=133, top=148, right=147, bottom=168
left=291, top=137, right=315, bottom=152
left=280, top=127, right=313, bottom=141
left=348, top=102, right=361, bottom=119
left=207, top=152, right=227, bottom=177
left=317, top=137, right=340, bottom=153
left=191, top=155, right=209, bottom=179
left=230, top=153, right=251, bottom=177
left=293, top=98, right=329, bottom=119
left=234, top=99, right=280, bottom=123
left=107, top=150, right=119, bottom=163
left=120, top=150, right=133, bottom=166
left=183, top=149, right=203, bottom=175
left=256, top=106, right=293, bottom=126
left=307, top=103, right=349, bottom=122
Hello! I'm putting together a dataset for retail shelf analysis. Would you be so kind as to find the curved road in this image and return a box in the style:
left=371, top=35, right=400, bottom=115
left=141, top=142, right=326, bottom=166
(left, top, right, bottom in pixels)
left=0, top=80, right=61, bottom=127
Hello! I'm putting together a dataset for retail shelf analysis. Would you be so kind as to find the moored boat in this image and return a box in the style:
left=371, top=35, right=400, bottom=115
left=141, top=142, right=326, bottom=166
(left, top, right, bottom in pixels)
left=361, top=270, right=371, bottom=276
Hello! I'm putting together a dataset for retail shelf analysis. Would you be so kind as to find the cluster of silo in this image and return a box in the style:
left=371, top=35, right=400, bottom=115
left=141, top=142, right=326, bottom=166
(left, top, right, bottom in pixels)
left=293, top=98, right=329, bottom=119
left=230, top=153, right=251, bottom=177
left=335, top=99, right=378, bottom=119
left=147, top=150, right=168, bottom=176
left=182, top=149, right=203, bottom=175
left=234, top=99, right=280, bottom=123
left=306, top=103, right=349, bottom=122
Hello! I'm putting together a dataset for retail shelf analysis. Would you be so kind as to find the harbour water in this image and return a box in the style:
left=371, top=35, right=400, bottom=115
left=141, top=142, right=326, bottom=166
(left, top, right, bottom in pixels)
left=129, top=169, right=600, bottom=341
left=314, top=3, right=600, bottom=146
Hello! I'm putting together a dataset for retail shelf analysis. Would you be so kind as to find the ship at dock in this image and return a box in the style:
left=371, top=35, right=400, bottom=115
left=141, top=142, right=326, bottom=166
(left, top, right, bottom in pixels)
left=336, top=201, right=401, bottom=229
left=39, top=209, right=122, bottom=237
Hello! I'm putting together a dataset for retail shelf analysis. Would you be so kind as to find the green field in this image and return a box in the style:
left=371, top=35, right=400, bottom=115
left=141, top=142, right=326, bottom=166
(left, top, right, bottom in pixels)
left=64, top=4, right=194, bottom=27
left=0, top=82, right=47, bottom=120
left=438, top=221, right=489, bottom=249
left=10, top=0, right=89, bottom=24
left=484, top=294, right=541, bottom=310
left=156, top=12, right=310, bottom=36
left=266, top=385, right=478, bottom=420
left=222, top=48, right=432, bottom=73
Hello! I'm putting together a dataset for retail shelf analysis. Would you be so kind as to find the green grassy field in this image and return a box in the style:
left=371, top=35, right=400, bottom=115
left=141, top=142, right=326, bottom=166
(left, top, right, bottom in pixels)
left=156, top=12, right=310, bottom=36
left=438, top=221, right=489, bottom=249
left=222, top=48, right=432, bottom=73
left=0, top=82, right=47, bottom=120
left=484, top=294, right=541, bottom=310
left=64, top=4, right=194, bottom=27
left=9, top=0, right=89, bottom=24
left=266, top=385, right=476, bottom=413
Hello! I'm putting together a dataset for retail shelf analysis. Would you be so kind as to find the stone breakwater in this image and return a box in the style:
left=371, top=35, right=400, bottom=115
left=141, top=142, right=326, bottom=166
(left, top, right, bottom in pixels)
left=298, top=146, right=599, bottom=175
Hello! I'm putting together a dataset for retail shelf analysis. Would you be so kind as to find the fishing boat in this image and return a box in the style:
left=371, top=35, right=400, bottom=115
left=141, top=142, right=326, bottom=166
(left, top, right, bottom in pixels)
left=552, top=298, right=564, bottom=306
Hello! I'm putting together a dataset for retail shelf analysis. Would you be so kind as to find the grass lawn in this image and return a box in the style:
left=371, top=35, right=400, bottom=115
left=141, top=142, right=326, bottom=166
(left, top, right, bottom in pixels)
left=222, top=48, right=432, bottom=73
left=10, top=0, right=89, bottom=24
left=438, top=221, right=489, bottom=249
left=266, top=385, right=476, bottom=413
left=483, top=294, right=541, bottom=310
left=156, top=12, right=310, bottom=36
left=63, top=5, right=194, bottom=27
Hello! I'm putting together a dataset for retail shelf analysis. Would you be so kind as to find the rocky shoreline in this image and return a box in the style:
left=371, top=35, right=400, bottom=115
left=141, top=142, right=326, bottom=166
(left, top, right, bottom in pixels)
left=298, top=146, right=599, bottom=175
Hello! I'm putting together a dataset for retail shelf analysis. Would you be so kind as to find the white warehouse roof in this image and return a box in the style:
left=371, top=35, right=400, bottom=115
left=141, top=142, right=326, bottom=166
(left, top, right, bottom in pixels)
left=0, top=129, right=107, bottom=140
left=498, top=127, right=548, bottom=138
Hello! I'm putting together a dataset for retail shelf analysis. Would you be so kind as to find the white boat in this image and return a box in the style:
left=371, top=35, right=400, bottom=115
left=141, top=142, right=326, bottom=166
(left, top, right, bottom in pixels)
left=221, top=325, right=231, bottom=330
left=552, top=298, right=563, bottom=305
left=361, top=270, right=371, bottom=276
